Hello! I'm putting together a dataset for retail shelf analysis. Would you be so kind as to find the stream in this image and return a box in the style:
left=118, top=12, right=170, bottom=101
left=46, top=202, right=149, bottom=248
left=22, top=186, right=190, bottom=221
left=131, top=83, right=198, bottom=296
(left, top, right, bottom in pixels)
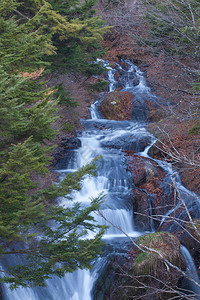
left=2, top=60, right=200, bottom=299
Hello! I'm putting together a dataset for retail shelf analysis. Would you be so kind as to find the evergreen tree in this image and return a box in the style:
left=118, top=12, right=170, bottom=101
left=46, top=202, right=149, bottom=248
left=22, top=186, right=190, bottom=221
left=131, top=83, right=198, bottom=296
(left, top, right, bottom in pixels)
left=0, top=0, right=107, bottom=288
left=0, top=0, right=109, bottom=73
left=0, top=139, right=105, bottom=288
left=0, top=68, right=57, bottom=146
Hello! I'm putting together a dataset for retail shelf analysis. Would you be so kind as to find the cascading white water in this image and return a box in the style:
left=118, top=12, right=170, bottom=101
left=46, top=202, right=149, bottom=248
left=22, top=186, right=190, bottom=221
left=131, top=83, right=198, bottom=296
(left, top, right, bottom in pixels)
left=139, top=134, right=200, bottom=226
left=2, top=59, right=200, bottom=300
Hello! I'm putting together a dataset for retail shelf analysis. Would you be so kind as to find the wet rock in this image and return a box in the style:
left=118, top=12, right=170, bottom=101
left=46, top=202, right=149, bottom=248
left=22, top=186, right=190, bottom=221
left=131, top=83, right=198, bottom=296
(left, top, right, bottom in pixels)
left=53, top=137, right=81, bottom=169
left=100, top=135, right=151, bottom=152
left=59, top=137, right=81, bottom=149
left=0, top=284, right=2, bottom=300
left=126, top=156, right=159, bottom=230
left=179, top=220, right=200, bottom=258
left=158, top=201, right=200, bottom=277
left=148, top=141, right=164, bottom=159
left=92, top=241, right=132, bottom=300
left=93, top=255, right=128, bottom=300
left=126, top=155, right=174, bottom=229
left=81, top=119, right=133, bottom=131
left=161, top=209, right=200, bottom=256
left=132, top=188, right=151, bottom=231
left=193, top=246, right=200, bottom=277
left=131, top=97, right=148, bottom=121
left=99, top=91, right=133, bottom=120
left=116, top=70, right=140, bottom=88
left=119, top=61, right=130, bottom=71
left=132, top=77, right=140, bottom=86
left=114, top=70, right=120, bottom=81
left=126, top=155, right=158, bottom=186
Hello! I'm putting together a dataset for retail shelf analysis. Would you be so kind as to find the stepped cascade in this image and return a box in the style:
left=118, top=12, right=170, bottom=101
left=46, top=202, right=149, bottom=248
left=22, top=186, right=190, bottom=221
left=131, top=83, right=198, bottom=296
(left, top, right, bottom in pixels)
left=2, top=60, right=200, bottom=300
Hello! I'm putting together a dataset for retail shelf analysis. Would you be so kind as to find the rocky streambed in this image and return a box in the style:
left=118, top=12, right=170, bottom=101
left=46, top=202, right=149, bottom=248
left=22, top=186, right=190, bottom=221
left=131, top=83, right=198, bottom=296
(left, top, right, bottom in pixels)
left=49, top=59, right=200, bottom=300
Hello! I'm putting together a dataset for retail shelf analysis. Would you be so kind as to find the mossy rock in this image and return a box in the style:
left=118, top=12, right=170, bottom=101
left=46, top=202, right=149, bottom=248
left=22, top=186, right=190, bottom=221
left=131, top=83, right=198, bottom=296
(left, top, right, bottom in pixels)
left=99, top=91, right=133, bottom=120
left=133, top=232, right=183, bottom=275
left=116, top=232, right=185, bottom=299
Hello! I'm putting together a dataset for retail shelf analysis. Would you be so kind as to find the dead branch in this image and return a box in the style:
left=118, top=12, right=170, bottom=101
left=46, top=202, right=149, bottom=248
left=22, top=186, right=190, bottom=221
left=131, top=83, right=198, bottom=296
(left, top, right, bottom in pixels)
left=155, top=128, right=200, bottom=168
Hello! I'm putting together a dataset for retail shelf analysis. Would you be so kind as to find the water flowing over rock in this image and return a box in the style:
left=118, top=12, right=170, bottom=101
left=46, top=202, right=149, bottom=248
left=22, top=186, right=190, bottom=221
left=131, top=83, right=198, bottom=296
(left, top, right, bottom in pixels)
left=125, top=154, right=175, bottom=231
left=100, top=134, right=151, bottom=152
left=94, top=232, right=185, bottom=300
left=181, top=245, right=200, bottom=298
left=92, top=243, right=131, bottom=300
left=161, top=208, right=200, bottom=256
left=53, top=137, right=81, bottom=169
left=2, top=59, right=200, bottom=300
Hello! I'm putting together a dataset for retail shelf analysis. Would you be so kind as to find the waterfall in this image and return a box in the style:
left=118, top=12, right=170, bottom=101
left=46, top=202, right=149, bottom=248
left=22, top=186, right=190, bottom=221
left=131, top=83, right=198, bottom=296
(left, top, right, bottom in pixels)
left=2, top=59, right=200, bottom=299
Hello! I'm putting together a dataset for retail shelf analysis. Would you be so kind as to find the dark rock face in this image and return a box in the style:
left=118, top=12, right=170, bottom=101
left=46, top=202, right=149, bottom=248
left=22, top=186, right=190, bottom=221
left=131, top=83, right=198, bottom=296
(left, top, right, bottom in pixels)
left=126, top=152, right=200, bottom=270
left=93, top=255, right=128, bottom=300
left=92, top=242, right=131, bottom=300
left=0, top=284, right=2, bottom=300
left=127, top=155, right=158, bottom=186
left=59, top=137, right=81, bottom=150
left=100, top=135, right=151, bottom=152
left=99, top=91, right=133, bottom=120
left=131, top=97, right=148, bottom=121
left=52, top=137, right=81, bottom=169
left=132, top=189, right=151, bottom=231
left=194, top=246, right=200, bottom=277
left=160, top=206, right=200, bottom=256
left=114, top=71, right=140, bottom=89
left=125, top=154, right=174, bottom=231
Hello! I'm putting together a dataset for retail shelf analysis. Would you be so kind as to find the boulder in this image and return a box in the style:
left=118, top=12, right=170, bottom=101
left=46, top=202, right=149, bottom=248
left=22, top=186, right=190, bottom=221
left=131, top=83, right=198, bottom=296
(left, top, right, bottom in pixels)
left=126, top=155, right=158, bottom=186
left=92, top=241, right=132, bottom=300
left=128, top=232, right=184, bottom=299
left=99, top=91, right=133, bottom=120
left=161, top=213, right=200, bottom=261
left=133, top=232, right=183, bottom=274
left=116, top=232, right=184, bottom=299
left=99, top=232, right=185, bottom=300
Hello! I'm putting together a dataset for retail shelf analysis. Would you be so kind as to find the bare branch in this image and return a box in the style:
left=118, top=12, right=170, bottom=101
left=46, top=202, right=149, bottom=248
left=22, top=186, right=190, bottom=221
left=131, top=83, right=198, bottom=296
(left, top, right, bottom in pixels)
left=14, top=9, right=31, bottom=20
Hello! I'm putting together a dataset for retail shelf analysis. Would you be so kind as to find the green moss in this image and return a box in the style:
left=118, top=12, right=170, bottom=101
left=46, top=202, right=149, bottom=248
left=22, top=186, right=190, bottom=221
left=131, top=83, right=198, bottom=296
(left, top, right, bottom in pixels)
left=133, top=232, right=183, bottom=276
left=135, top=232, right=164, bottom=247
left=134, top=251, right=148, bottom=264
